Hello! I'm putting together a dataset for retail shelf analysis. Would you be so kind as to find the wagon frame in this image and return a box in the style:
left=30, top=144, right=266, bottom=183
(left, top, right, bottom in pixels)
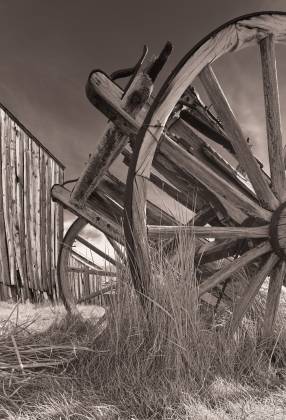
left=52, top=11, right=286, bottom=338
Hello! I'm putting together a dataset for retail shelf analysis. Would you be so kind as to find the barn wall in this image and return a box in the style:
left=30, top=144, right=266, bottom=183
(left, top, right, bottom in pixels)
left=0, top=105, right=64, bottom=302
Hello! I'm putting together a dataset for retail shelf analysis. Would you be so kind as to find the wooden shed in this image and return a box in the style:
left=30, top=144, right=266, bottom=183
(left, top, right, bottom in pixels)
left=0, top=103, right=64, bottom=302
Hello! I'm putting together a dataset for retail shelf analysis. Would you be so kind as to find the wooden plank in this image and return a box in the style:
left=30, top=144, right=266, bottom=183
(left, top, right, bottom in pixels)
left=58, top=168, right=64, bottom=259
left=31, top=141, right=42, bottom=291
left=153, top=144, right=218, bottom=212
left=198, top=241, right=272, bottom=297
left=199, top=64, right=279, bottom=211
left=40, top=149, right=48, bottom=290
left=71, top=67, right=153, bottom=207
left=86, top=72, right=142, bottom=132
left=50, top=160, right=57, bottom=298
left=169, top=118, right=257, bottom=200
left=263, top=260, right=286, bottom=339
left=45, top=157, right=53, bottom=295
left=178, top=104, right=234, bottom=153
left=122, top=138, right=217, bottom=214
left=23, top=135, right=35, bottom=291
left=53, top=185, right=124, bottom=244
left=195, top=238, right=239, bottom=265
left=68, top=266, right=117, bottom=277
left=2, top=114, right=15, bottom=285
left=54, top=164, right=60, bottom=294
left=98, top=171, right=177, bottom=226
left=159, top=135, right=271, bottom=221
left=54, top=164, right=64, bottom=300
left=10, top=121, right=23, bottom=296
left=0, top=111, right=11, bottom=289
left=230, top=253, right=279, bottom=334
left=124, top=143, right=246, bottom=226
left=147, top=224, right=269, bottom=240
left=260, top=35, right=286, bottom=201
left=18, top=129, right=29, bottom=292
left=14, top=125, right=29, bottom=299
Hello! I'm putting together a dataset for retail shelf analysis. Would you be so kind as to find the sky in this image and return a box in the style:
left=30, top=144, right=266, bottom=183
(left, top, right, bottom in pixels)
left=0, top=0, right=286, bottom=178
left=1, top=0, right=286, bottom=257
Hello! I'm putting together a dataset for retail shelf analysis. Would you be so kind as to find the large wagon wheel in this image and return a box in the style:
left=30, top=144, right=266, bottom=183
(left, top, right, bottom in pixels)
left=124, top=11, right=286, bottom=338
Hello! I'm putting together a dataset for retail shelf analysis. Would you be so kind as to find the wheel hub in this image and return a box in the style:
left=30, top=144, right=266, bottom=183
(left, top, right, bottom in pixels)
left=269, top=202, right=286, bottom=260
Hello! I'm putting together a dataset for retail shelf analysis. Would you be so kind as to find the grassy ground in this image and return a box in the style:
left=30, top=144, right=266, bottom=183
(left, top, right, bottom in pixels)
left=2, top=243, right=286, bottom=419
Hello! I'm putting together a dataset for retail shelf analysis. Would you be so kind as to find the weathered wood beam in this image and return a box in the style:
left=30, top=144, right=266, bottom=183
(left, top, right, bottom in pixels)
left=195, top=238, right=240, bottom=265
left=122, top=148, right=209, bottom=212
left=198, top=241, right=272, bottom=297
left=71, top=45, right=172, bottom=209
left=71, top=66, right=153, bottom=207
left=230, top=253, right=279, bottom=334
left=97, top=171, right=178, bottom=226
left=147, top=224, right=269, bottom=240
left=159, top=135, right=271, bottom=221
left=68, top=267, right=117, bottom=277
left=263, top=260, right=286, bottom=339
left=52, top=185, right=124, bottom=244
left=168, top=118, right=256, bottom=199
left=260, top=34, right=286, bottom=201
left=199, top=64, right=279, bottom=211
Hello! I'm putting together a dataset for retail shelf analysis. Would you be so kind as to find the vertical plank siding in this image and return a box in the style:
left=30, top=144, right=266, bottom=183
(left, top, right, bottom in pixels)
left=0, top=107, right=64, bottom=302
left=68, top=255, right=109, bottom=305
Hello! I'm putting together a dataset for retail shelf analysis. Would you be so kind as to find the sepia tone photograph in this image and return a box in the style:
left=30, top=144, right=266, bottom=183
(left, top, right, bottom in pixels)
left=1, top=1, right=286, bottom=418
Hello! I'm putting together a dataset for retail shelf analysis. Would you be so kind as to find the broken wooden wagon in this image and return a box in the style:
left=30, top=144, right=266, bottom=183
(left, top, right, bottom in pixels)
left=52, top=11, right=286, bottom=337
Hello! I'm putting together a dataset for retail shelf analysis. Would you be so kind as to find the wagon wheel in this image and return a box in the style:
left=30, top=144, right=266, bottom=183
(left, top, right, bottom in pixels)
left=58, top=216, right=124, bottom=314
left=124, top=11, right=286, bottom=338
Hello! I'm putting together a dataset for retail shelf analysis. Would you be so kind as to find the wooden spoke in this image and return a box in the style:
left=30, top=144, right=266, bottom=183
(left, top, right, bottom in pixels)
left=106, top=236, right=126, bottom=264
left=147, top=224, right=269, bottom=240
left=76, top=235, right=119, bottom=268
left=196, top=238, right=240, bottom=265
left=71, top=250, right=103, bottom=270
left=199, top=64, right=279, bottom=211
left=77, top=284, right=115, bottom=304
left=260, top=34, right=286, bottom=201
left=230, top=253, right=279, bottom=334
left=198, top=241, right=272, bottom=297
left=263, top=260, right=286, bottom=339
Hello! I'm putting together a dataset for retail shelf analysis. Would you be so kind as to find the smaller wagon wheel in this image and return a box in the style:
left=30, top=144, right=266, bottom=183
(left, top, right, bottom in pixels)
left=124, top=11, right=286, bottom=337
left=58, top=216, right=124, bottom=314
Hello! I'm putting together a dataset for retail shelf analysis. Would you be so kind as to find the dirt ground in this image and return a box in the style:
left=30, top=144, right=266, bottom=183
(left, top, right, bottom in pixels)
left=0, top=301, right=105, bottom=333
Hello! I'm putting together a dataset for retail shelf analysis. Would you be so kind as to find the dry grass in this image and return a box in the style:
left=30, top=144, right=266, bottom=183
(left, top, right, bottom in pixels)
left=2, top=236, right=286, bottom=419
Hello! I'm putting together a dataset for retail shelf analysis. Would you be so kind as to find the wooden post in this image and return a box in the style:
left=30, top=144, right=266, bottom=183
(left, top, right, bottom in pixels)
left=71, top=67, right=153, bottom=207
